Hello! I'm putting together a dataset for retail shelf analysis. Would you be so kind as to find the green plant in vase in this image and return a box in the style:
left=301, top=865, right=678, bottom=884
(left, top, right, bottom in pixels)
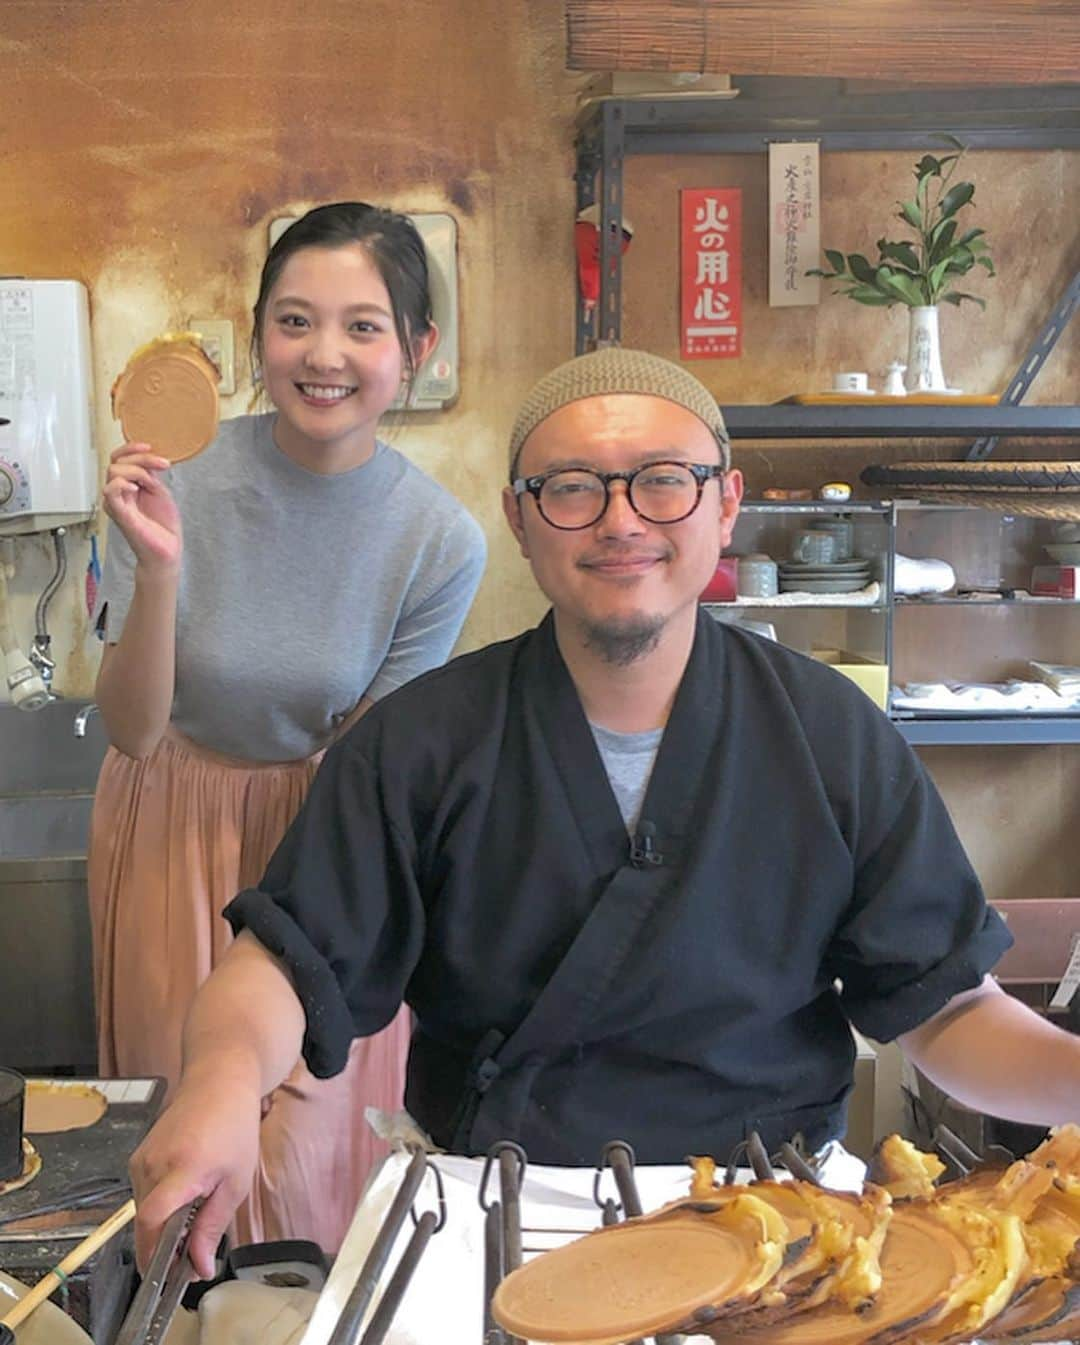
left=808, top=142, right=995, bottom=392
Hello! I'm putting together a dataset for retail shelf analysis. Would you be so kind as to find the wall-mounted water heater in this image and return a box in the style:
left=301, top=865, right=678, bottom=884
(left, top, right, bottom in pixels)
left=268, top=212, right=460, bottom=411
left=0, top=279, right=96, bottom=536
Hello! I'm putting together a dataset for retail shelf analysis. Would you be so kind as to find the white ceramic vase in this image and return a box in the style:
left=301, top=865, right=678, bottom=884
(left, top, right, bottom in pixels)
left=905, top=305, right=947, bottom=392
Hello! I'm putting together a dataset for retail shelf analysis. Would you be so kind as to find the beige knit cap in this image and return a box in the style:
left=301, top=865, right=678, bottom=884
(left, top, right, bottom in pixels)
left=508, top=347, right=730, bottom=478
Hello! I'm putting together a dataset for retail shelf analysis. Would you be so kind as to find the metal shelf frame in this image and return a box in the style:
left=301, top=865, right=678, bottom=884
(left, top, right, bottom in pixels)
left=721, top=405, right=1080, bottom=440
left=575, top=82, right=1080, bottom=746
left=895, top=716, right=1080, bottom=746
left=574, top=82, right=1080, bottom=380
left=576, top=85, right=1080, bottom=163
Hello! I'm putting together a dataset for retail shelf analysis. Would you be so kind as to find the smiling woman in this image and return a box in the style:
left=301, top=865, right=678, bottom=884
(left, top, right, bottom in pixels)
left=87, top=203, right=487, bottom=1257
left=252, top=205, right=438, bottom=473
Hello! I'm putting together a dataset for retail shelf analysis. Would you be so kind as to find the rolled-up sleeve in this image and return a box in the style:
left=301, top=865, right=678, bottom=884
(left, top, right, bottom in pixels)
left=826, top=747, right=1013, bottom=1042
left=224, top=732, right=426, bottom=1077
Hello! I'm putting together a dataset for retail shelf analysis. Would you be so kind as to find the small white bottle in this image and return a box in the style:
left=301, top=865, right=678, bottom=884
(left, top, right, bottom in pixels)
left=884, top=360, right=907, bottom=397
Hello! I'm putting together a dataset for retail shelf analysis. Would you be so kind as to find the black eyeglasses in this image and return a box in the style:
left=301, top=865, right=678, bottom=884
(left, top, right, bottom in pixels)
left=512, top=461, right=724, bottom=531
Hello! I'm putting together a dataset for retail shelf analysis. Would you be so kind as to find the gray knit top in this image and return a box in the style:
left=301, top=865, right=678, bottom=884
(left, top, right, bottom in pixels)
left=95, top=413, right=486, bottom=761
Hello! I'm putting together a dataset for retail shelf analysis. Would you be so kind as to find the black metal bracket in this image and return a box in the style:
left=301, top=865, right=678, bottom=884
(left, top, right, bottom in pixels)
left=575, top=103, right=626, bottom=353
left=967, top=267, right=1080, bottom=460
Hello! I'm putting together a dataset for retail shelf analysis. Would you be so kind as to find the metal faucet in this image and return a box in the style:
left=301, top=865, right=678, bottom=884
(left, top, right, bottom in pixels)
left=73, top=703, right=100, bottom=738
left=29, top=634, right=56, bottom=687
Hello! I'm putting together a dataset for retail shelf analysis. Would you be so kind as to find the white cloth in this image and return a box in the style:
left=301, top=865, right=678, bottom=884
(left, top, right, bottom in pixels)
left=718, top=580, right=881, bottom=607
left=163, top=1284, right=315, bottom=1345
left=893, top=680, right=1080, bottom=712
left=893, top=553, right=956, bottom=595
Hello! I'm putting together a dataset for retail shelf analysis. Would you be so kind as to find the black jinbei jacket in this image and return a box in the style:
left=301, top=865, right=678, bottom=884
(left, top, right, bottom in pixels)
left=227, top=611, right=1010, bottom=1164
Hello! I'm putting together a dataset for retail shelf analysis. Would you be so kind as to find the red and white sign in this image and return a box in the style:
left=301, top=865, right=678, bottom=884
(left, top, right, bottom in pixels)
left=680, top=188, right=742, bottom=360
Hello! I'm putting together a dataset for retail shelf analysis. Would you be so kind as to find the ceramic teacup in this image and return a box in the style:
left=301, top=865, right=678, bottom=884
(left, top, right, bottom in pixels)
left=812, top=518, right=854, bottom=561
left=791, top=530, right=838, bottom=565
left=737, top=554, right=779, bottom=598
left=833, top=371, right=869, bottom=393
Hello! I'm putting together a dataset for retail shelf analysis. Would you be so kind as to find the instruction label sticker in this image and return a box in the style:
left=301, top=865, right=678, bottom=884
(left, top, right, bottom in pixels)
left=0, top=283, right=35, bottom=404
left=1049, top=931, right=1080, bottom=1010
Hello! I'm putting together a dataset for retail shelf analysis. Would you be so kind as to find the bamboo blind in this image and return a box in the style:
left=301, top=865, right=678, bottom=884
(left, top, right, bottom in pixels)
left=566, top=0, right=1080, bottom=85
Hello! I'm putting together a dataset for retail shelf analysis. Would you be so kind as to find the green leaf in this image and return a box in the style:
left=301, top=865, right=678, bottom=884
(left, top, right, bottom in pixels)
left=928, top=258, right=953, bottom=297
left=877, top=269, right=924, bottom=306
left=898, top=199, right=923, bottom=230
left=939, top=181, right=975, bottom=219
left=845, top=286, right=896, bottom=306
left=928, top=219, right=958, bottom=265
left=877, top=239, right=921, bottom=271
left=817, top=132, right=995, bottom=314
left=943, top=246, right=976, bottom=275
left=941, top=291, right=986, bottom=309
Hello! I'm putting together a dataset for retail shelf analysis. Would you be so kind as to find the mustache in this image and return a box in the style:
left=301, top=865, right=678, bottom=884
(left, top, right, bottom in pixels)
left=576, top=543, right=673, bottom=567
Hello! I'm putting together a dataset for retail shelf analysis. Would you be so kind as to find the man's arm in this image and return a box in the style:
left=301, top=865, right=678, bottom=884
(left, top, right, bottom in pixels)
left=899, top=976, right=1080, bottom=1126
left=129, top=931, right=307, bottom=1277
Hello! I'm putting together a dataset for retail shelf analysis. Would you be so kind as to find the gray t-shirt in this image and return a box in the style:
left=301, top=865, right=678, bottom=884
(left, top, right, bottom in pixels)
left=588, top=721, right=664, bottom=834
left=95, top=413, right=486, bottom=761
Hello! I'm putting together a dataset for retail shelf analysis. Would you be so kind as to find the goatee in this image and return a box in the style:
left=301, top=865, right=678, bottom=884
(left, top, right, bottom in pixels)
left=583, top=614, right=664, bottom=667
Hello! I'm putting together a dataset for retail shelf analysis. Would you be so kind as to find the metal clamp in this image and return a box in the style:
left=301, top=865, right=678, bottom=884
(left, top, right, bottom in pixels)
left=114, top=1200, right=198, bottom=1345
left=480, top=1141, right=528, bottom=1345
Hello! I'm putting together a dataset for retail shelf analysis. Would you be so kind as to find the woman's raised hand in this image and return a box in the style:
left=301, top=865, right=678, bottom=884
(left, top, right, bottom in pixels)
left=101, top=443, right=182, bottom=572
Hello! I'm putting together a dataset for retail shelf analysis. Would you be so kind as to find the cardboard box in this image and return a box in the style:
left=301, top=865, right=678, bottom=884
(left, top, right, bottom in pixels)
left=812, top=649, right=889, bottom=710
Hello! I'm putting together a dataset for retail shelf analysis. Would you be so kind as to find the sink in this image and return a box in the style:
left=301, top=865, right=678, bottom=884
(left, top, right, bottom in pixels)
left=0, top=706, right=102, bottom=1073
left=0, top=793, right=95, bottom=860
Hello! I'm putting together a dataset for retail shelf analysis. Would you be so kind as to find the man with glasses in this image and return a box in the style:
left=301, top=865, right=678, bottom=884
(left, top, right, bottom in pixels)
left=130, top=348, right=1079, bottom=1276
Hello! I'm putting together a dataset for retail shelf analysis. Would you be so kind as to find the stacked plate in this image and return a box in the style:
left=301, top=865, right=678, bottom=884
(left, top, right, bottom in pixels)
left=779, top=558, right=873, bottom=594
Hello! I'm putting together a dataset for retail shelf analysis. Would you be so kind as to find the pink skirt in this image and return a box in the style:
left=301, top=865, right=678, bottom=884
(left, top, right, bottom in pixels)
left=88, top=727, right=411, bottom=1254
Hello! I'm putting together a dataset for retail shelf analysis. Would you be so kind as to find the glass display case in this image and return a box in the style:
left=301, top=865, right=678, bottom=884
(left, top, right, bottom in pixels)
left=703, top=499, right=1080, bottom=742
left=705, top=500, right=892, bottom=709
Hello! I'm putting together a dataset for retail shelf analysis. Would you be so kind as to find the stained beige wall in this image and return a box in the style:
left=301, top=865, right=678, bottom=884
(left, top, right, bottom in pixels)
left=4, top=13, right=1078, bottom=901
left=3, top=0, right=580, bottom=694
left=621, top=148, right=1079, bottom=491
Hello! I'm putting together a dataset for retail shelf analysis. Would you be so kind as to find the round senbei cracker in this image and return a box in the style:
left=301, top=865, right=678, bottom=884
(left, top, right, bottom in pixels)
left=112, top=333, right=220, bottom=463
